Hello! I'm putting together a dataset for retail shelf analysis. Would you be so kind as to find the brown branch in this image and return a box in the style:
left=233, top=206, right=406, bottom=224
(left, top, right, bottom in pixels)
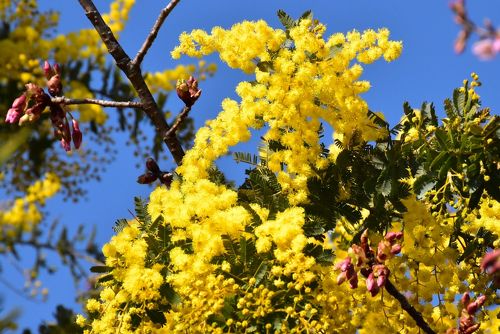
left=77, top=0, right=185, bottom=165
left=384, top=279, right=436, bottom=334
left=132, top=0, right=181, bottom=67
left=51, top=96, right=143, bottom=108
left=166, top=105, right=191, bottom=137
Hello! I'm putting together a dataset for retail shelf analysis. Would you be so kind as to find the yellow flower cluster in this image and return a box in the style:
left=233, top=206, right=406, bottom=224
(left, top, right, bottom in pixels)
left=81, top=16, right=496, bottom=334
left=101, top=0, right=135, bottom=34
left=0, top=0, right=137, bottom=123
left=145, top=61, right=217, bottom=94
left=0, top=172, right=60, bottom=234
left=79, top=222, right=165, bottom=333
left=174, top=19, right=402, bottom=204
left=464, top=199, right=500, bottom=246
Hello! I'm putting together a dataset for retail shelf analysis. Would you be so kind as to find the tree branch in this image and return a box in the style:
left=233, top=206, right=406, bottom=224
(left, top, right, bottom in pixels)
left=51, top=96, right=143, bottom=109
left=166, top=105, right=191, bottom=137
left=384, top=279, right=436, bottom=334
left=132, top=0, right=181, bottom=67
left=77, top=0, right=185, bottom=165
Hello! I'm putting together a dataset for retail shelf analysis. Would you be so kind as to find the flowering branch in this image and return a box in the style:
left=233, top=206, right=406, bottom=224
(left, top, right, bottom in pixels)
left=384, top=279, right=436, bottom=334
left=450, top=0, right=499, bottom=59
left=335, top=230, right=436, bottom=334
left=51, top=97, right=143, bottom=109
left=132, top=0, right=181, bottom=67
left=77, top=0, right=186, bottom=165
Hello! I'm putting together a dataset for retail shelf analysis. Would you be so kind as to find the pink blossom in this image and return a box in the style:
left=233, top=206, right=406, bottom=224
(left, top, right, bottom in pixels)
left=480, top=249, right=500, bottom=275
left=5, top=94, right=27, bottom=123
left=472, top=39, right=497, bottom=60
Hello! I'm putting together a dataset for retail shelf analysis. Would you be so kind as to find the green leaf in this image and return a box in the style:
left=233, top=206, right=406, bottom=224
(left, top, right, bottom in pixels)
left=97, top=274, right=114, bottom=283
left=146, top=309, right=166, bottom=325
left=112, top=218, right=128, bottom=233
left=253, top=261, right=268, bottom=286
left=429, top=151, right=448, bottom=171
left=256, top=61, right=274, bottom=73
left=90, top=266, right=113, bottom=273
left=134, top=196, right=151, bottom=225
left=277, top=10, right=295, bottom=30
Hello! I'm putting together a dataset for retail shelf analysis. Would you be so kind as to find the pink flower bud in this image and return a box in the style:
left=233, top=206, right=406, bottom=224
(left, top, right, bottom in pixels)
left=53, top=63, right=61, bottom=75
left=390, top=244, right=402, bottom=255
left=366, top=272, right=379, bottom=296
left=62, top=119, right=71, bottom=143
left=461, top=292, right=470, bottom=306
left=176, top=76, right=201, bottom=107
left=472, top=39, right=496, bottom=60
left=336, top=271, right=347, bottom=285
left=377, top=240, right=391, bottom=262
left=376, top=273, right=386, bottom=288
left=351, top=244, right=367, bottom=266
left=480, top=249, right=500, bottom=275
left=12, top=94, right=27, bottom=109
left=463, top=324, right=480, bottom=334
left=466, top=297, right=485, bottom=315
left=47, top=74, right=62, bottom=97
left=475, top=295, right=486, bottom=307
left=493, top=38, right=500, bottom=53
left=43, top=61, right=54, bottom=79
left=71, top=119, right=82, bottom=149
left=60, top=138, right=71, bottom=152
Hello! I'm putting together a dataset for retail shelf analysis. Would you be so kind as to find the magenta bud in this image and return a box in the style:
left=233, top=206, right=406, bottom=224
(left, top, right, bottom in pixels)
left=336, top=271, right=347, bottom=285
left=53, top=63, right=61, bottom=75
left=43, top=61, right=54, bottom=79
left=12, top=94, right=27, bottom=109
left=475, top=295, right=486, bottom=307
left=480, top=249, right=500, bottom=275
left=385, top=231, right=403, bottom=242
left=390, top=244, right=402, bottom=255
left=461, top=292, right=470, bottom=306
left=47, top=74, right=62, bottom=97
left=376, top=274, right=386, bottom=288
left=5, top=108, right=22, bottom=123
left=72, top=119, right=82, bottom=149
left=366, top=272, right=375, bottom=291
left=60, top=138, right=71, bottom=152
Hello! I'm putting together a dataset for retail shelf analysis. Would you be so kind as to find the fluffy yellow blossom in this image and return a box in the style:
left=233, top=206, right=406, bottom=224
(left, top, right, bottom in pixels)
left=174, top=19, right=401, bottom=204
left=0, top=173, right=60, bottom=233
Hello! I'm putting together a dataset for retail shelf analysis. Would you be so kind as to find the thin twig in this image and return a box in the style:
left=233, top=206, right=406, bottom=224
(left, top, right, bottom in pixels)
left=132, top=0, right=181, bottom=67
left=51, top=96, right=143, bottom=108
left=16, top=239, right=105, bottom=266
left=166, top=105, right=191, bottom=137
left=384, top=279, right=436, bottom=334
left=77, top=0, right=185, bottom=165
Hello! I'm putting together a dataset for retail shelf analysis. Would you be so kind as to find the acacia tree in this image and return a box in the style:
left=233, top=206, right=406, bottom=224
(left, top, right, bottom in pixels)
left=2, top=1, right=500, bottom=333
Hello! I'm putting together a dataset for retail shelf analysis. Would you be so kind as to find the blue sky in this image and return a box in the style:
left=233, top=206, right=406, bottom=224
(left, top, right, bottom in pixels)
left=3, top=0, right=500, bottom=331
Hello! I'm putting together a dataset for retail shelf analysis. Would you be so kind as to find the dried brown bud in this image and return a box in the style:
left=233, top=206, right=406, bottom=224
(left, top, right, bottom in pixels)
left=146, top=157, right=161, bottom=175
left=137, top=172, right=158, bottom=184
